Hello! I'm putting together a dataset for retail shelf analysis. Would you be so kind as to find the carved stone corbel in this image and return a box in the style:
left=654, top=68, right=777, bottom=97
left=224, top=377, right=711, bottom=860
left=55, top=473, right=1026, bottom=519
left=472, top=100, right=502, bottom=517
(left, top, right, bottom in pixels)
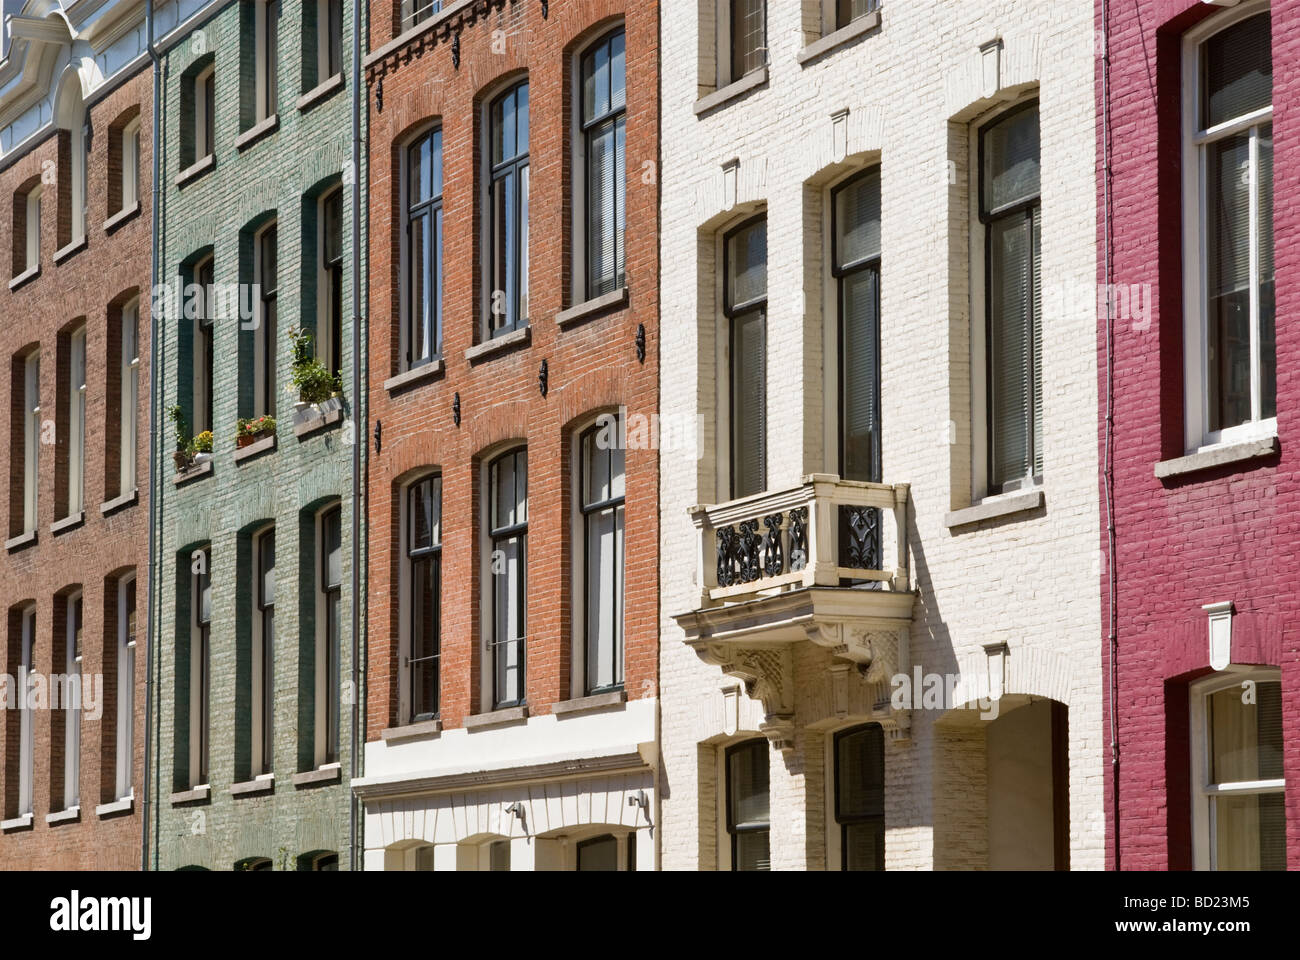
left=699, top=642, right=796, bottom=751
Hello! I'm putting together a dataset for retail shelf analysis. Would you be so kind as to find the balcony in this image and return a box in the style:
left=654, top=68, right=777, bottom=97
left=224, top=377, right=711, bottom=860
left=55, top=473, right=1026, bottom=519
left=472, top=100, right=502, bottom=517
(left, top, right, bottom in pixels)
left=673, top=475, right=914, bottom=750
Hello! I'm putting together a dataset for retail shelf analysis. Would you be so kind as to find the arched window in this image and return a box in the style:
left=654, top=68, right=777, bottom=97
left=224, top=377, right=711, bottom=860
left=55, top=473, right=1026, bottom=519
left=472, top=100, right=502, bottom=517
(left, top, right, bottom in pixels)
left=405, top=475, right=442, bottom=721
left=487, top=449, right=527, bottom=708
left=578, top=29, right=626, bottom=300
left=486, top=81, right=530, bottom=337
left=404, top=126, right=444, bottom=368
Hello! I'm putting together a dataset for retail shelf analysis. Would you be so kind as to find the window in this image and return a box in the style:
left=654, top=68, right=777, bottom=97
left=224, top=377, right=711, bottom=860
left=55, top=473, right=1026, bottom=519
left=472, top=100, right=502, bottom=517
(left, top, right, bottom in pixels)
left=63, top=592, right=83, bottom=811
left=320, top=188, right=344, bottom=381
left=115, top=574, right=137, bottom=801
left=726, top=739, right=770, bottom=870
left=1184, top=10, right=1274, bottom=448
left=405, top=127, right=444, bottom=368
left=22, top=351, right=40, bottom=534
left=254, top=527, right=275, bottom=776
left=67, top=325, right=87, bottom=517
left=835, top=0, right=879, bottom=30
left=834, top=723, right=885, bottom=870
left=192, top=256, right=215, bottom=436
left=725, top=216, right=767, bottom=499
left=834, top=169, right=882, bottom=483
left=729, top=0, right=766, bottom=83
left=488, top=449, right=526, bottom=709
left=407, top=476, right=441, bottom=722
left=316, top=0, right=343, bottom=82
left=13, top=185, right=41, bottom=276
left=579, top=427, right=624, bottom=694
left=190, top=550, right=211, bottom=788
left=402, top=0, right=442, bottom=31
left=487, top=82, right=529, bottom=338
left=254, top=0, right=281, bottom=124
left=576, top=834, right=619, bottom=871
left=195, top=65, right=216, bottom=162
left=120, top=117, right=141, bottom=212
left=580, top=30, right=626, bottom=300
left=979, top=101, right=1041, bottom=494
left=57, top=85, right=88, bottom=247
left=254, top=223, right=278, bottom=418
left=18, top=607, right=35, bottom=817
left=489, top=839, right=511, bottom=871
left=119, top=300, right=141, bottom=494
left=318, top=505, right=342, bottom=763
left=311, top=851, right=339, bottom=871
left=238, top=856, right=274, bottom=871
left=1192, top=671, right=1286, bottom=870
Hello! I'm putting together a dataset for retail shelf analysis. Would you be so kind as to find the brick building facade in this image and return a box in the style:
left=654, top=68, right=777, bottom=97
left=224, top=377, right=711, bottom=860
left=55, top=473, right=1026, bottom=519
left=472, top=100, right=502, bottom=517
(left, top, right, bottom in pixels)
left=0, top=0, right=152, bottom=869
left=1099, top=0, right=1299, bottom=870
left=353, top=0, right=660, bottom=870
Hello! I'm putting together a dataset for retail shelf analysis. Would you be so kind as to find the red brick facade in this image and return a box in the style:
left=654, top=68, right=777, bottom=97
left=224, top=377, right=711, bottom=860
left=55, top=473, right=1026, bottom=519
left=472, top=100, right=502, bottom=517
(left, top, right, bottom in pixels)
left=1098, top=0, right=1300, bottom=869
left=0, top=64, right=153, bottom=869
left=365, top=0, right=659, bottom=736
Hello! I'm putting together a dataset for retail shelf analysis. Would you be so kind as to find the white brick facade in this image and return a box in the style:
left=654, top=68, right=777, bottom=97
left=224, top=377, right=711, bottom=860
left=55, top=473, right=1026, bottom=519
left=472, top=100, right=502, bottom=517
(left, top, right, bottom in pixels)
left=658, top=1, right=1103, bottom=870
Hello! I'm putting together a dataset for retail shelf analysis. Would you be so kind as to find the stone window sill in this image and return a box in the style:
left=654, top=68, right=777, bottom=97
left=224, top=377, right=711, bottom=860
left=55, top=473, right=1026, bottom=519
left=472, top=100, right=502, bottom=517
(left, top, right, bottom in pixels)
left=235, top=114, right=279, bottom=152
left=95, top=796, right=134, bottom=818
left=101, top=488, right=139, bottom=516
left=5, top=529, right=38, bottom=552
left=8, top=264, right=40, bottom=291
left=175, top=154, right=215, bottom=188
left=945, top=488, right=1044, bottom=530
left=694, top=66, right=768, bottom=116
left=46, top=805, right=81, bottom=825
left=463, top=706, right=529, bottom=731
left=174, top=459, right=213, bottom=485
left=298, top=73, right=344, bottom=112
left=556, top=286, right=628, bottom=327
left=552, top=689, right=627, bottom=717
left=381, top=718, right=442, bottom=742
left=293, top=398, right=343, bottom=438
left=465, top=326, right=530, bottom=362
left=52, top=512, right=85, bottom=536
left=234, top=434, right=277, bottom=463
left=169, top=785, right=210, bottom=805
left=796, top=11, right=882, bottom=65
left=104, top=201, right=141, bottom=234
left=231, top=775, right=275, bottom=797
left=54, top=235, right=88, bottom=264
left=0, top=813, right=33, bottom=832
left=1154, top=435, right=1279, bottom=480
left=384, top=359, right=443, bottom=393
left=292, top=763, right=342, bottom=788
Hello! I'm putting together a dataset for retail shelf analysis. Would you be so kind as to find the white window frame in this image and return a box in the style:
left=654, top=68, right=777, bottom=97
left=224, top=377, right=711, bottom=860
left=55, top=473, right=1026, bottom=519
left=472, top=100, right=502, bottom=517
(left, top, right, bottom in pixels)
left=24, top=186, right=41, bottom=272
left=67, top=325, right=87, bottom=517
left=253, top=221, right=278, bottom=418
left=717, top=212, right=768, bottom=502
left=195, top=65, right=216, bottom=163
left=316, top=0, right=343, bottom=83
left=571, top=418, right=626, bottom=697
left=314, top=503, right=342, bottom=767
left=115, top=573, right=137, bottom=801
left=254, top=0, right=280, bottom=125
left=190, top=548, right=211, bottom=789
left=23, top=351, right=40, bottom=533
left=69, top=111, right=87, bottom=245
left=18, top=605, right=36, bottom=817
left=64, top=590, right=83, bottom=811
left=1181, top=1, right=1275, bottom=453
left=121, top=117, right=141, bottom=212
left=1190, top=666, right=1285, bottom=870
left=252, top=524, right=275, bottom=777
left=120, top=299, right=140, bottom=495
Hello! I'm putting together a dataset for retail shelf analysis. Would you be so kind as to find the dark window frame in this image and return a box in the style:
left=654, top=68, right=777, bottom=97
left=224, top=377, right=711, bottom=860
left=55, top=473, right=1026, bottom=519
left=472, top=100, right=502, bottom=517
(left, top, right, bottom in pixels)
left=322, top=187, right=344, bottom=381
left=725, top=737, right=771, bottom=871
left=486, top=81, right=530, bottom=339
left=833, top=722, right=885, bottom=871
left=405, top=126, right=444, bottom=369
left=579, top=424, right=625, bottom=696
left=406, top=476, right=441, bottom=723
left=488, top=449, right=527, bottom=709
left=257, top=223, right=279, bottom=418
left=723, top=214, right=768, bottom=500
left=256, top=527, right=275, bottom=775
left=320, top=504, right=342, bottom=760
left=580, top=28, right=627, bottom=301
left=193, top=549, right=212, bottom=786
left=729, top=0, right=767, bottom=84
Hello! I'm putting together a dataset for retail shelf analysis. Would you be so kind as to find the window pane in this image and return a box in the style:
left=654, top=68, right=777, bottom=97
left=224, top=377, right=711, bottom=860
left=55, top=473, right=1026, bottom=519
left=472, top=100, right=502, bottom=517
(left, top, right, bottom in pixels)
left=490, top=840, right=511, bottom=871
left=1215, top=792, right=1286, bottom=870
left=837, top=725, right=885, bottom=819
left=493, top=535, right=524, bottom=704
left=577, top=836, right=619, bottom=871
left=587, top=121, right=622, bottom=296
left=323, top=507, right=342, bottom=588
left=1206, top=133, right=1252, bottom=433
left=731, top=308, right=767, bottom=497
left=411, top=554, right=439, bottom=718
left=516, top=84, right=529, bottom=154
left=585, top=503, right=623, bottom=692
left=1210, top=681, right=1283, bottom=784
left=728, top=741, right=770, bottom=827
left=259, top=531, right=275, bottom=607
left=410, top=476, right=440, bottom=550
left=734, top=830, right=770, bottom=871
left=1258, top=124, right=1275, bottom=420
left=611, top=32, right=626, bottom=112
left=982, top=106, right=1040, bottom=214
left=988, top=211, right=1041, bottom=486
left=837, top=0, right=875, bottom=29
left=835, top=170, right=881, bottom=268
left=519, top=163, right=530, bottom=323
left=844, top=821, right=884, bottom=871
left=730, top=0, right=765, bottom=81
left=727, top=219, right=766, bottom=309
left=1203, top=14, right=1271, bottom=130
left=584, top=38, right=610, bottom=123
left=841, top=265, right=880, bottom=482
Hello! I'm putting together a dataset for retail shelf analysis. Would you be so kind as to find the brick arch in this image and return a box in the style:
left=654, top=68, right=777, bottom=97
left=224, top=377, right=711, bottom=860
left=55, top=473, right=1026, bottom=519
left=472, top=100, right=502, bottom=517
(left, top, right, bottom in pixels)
left=552, top=363, right=626, bottom=432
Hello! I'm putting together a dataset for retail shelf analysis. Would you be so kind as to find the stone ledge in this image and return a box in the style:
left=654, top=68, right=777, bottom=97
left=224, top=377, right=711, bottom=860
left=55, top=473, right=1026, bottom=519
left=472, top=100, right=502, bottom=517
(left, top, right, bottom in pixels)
left=293, top=399, right=343, bottom=438
left=0, top=813, right=33, bottom=832
left=8, top=264, right=40, bottom=291
left=104, top=201, right=141, bottom=234
left=5, top=529, right=38, bottom=552
left=552, top=689, right=627, bottom=717
left=381, top=719, right=442, bottom=742
left=292, top=764, right=342, bottom=787
left=174, top=459, right=213, bottom=485
left=175, top=153, right=215, bottom=188
left=169, top=785, right=210, bottom=805
left=796, top=12, right=881, bottom=65
left=465, top=326, right=530, bottom=362
left=46, top=806, right=81, bottom=825
left=364, top=0, right=473, bottom=68
left=100, top=488, right=139, bottom=516
left=231, top=775, right=275, bottom=797
left=463, top=705, right=529, bottom=731
left=53, top=235, right=88, bottom=265
left=694, top=66, right=768, bottom=116
left=945, top=489, right=1044, bottom=530
left=298, top=73, right=344, bottom=112
left=1155, top=435, right=1279, bottom=479
left=234, top=433, right=277, bottom=463
left=51, top=511, right=85, bottom=536
left=556, top=287, right=628, bottom=327
left=384, top=359, right=444, bottom=393
left=234, top=113, right=279, bottom=152
left=95, top=796, right=134, bottom=818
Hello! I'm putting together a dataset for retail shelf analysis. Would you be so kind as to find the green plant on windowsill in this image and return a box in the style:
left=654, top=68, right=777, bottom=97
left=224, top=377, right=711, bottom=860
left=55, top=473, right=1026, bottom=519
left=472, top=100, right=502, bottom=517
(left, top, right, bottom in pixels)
left=236, top=416, right=277, bottom=448
left=169, top=404, right=193, bottom=472
left=289, top=327, right=342, bottom=406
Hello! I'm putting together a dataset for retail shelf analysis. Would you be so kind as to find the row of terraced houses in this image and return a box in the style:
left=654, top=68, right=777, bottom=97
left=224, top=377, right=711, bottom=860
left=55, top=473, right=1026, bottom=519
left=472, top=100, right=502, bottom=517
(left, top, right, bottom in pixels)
left=0, top=0, right=1293, bottom=871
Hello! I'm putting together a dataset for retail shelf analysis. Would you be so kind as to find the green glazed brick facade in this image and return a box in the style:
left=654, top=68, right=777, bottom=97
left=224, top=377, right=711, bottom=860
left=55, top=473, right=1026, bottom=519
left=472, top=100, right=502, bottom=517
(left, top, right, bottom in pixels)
left=149, top=0, right=365, bottom=870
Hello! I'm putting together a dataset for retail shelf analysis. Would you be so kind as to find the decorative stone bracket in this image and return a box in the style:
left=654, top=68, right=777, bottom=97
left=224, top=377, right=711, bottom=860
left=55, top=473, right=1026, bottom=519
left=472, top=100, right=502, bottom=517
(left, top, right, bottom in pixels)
left=699, top=643, right=796, bottom=753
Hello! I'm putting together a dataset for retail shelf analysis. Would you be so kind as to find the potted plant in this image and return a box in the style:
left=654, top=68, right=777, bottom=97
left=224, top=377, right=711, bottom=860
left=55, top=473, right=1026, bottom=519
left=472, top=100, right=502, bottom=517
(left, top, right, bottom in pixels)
left=191, top=430, right=213, bottom=463
left=169, top=404, right=193, bottom=472
left=289, top=327, right=342, bottom=410
left=236, top=416, right=277, bottom=448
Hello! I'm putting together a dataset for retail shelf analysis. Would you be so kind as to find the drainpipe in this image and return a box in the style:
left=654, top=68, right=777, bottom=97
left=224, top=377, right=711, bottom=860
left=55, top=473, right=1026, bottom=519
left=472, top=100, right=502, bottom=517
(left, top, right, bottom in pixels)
left=349, top=0, right=364, bottom=872
left=1100, top=0, right=1120, bottom=871
left=142, top=0, right=161, bottom=874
